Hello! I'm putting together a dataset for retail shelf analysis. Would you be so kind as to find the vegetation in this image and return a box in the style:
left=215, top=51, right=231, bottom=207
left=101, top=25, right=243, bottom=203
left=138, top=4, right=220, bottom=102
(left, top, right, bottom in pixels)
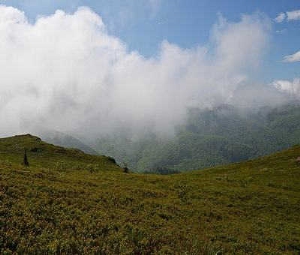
left=94, top=104, right=300, bottom=172
left=0, top=134, right=299, bottom=254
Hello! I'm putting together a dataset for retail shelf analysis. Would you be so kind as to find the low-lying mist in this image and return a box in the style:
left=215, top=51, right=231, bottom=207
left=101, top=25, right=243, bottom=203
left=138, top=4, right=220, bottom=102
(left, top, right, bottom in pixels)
left=0, top=5, right=298, bottom=140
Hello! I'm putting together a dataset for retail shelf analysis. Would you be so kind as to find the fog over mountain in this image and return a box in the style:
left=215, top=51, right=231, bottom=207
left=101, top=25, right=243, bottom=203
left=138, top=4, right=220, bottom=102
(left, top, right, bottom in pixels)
left=0, top=5, right=297, bottom=139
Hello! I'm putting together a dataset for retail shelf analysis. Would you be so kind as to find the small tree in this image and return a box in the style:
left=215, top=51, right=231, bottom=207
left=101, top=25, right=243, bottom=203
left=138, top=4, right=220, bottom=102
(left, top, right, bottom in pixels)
left=123, top=162, right=129, bottom=173
left=23, top=149, right=29, bottom=167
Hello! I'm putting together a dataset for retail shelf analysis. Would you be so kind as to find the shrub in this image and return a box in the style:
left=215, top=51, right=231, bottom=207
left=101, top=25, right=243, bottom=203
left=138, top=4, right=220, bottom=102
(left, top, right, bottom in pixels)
left=23, top=149, right=29, bottom=167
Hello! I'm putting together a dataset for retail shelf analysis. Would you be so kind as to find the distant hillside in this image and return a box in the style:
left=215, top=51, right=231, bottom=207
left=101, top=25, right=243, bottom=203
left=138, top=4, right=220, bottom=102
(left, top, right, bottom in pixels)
left=35, top=130, right=99, bottom=155
left=94, top=104, right=300, bottom=172
left=0, top=134, right=299, bottom=254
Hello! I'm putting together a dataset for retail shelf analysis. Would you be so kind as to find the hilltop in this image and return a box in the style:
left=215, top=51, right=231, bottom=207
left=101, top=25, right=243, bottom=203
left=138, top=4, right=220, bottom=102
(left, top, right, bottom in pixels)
left=0, top=134, right=119, bottom=172
left=0, top=135, right=299, bottom=254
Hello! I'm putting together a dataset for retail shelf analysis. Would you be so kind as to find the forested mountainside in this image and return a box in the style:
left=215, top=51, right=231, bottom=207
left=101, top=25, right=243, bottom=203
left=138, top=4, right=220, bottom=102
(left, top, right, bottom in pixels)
left=94, top=104, right=300, bottom=173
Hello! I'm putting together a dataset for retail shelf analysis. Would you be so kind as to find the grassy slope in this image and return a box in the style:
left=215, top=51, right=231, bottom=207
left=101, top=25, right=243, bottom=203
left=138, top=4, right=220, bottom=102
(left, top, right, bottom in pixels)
left=0, top=135, right=299, bottom=254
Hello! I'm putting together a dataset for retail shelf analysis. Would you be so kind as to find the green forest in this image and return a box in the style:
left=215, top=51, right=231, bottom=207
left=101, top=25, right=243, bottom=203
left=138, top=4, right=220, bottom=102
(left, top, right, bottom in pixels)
left=93, top=104, right=300, bottom=173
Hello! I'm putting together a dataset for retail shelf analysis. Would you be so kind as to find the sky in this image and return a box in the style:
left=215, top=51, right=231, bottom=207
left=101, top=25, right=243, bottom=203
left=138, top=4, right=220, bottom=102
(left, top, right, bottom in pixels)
left=1, top=0, right=299, bottom=81
left=0, top=0, right=299, bottom=138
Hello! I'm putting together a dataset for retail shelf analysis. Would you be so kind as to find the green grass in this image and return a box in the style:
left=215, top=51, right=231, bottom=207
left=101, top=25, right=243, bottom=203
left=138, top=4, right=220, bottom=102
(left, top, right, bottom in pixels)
left=0, top=134, right=300, bottom=254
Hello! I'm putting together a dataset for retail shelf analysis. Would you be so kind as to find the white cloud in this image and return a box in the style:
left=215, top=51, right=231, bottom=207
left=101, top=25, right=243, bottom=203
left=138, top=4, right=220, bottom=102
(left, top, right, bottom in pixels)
left=274, top=9, right=300, bottom=22
left=283, top=51, right=300, bottom=62
left=273, top=78, right=300, bottom=98
left=274, top=12, right=286, bottom=23
left=0, top=5, right=279, bottom=138
left=287, top=9, right=300, bottom=21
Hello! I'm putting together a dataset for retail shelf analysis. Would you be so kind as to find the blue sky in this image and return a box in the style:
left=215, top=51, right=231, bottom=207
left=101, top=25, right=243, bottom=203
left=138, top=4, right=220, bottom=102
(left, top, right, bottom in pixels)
left=1, top=0, right=299, bottom=82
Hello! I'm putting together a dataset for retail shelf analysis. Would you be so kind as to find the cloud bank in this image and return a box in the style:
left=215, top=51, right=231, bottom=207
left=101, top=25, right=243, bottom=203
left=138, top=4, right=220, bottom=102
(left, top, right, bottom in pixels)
left=0, top=6, right=293, bottom=138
